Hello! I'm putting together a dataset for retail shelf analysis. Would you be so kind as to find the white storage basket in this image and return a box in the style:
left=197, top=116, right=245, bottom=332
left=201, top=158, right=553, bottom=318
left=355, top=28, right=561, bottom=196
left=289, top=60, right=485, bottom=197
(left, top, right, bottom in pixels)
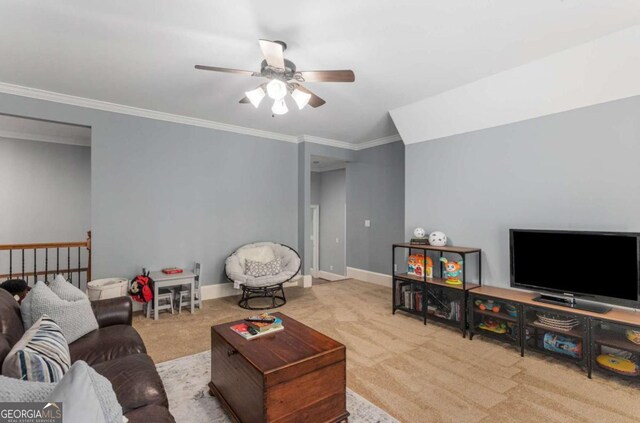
left=87, top=278, right=129, bottom=301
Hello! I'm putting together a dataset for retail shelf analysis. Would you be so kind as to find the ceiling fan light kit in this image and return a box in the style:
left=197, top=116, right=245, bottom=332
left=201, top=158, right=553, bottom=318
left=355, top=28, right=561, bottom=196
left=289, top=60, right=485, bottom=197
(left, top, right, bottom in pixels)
left=291, top=88, right=311, bottom=110
left=195, top=39, right=355, bottom=116
left=245, top=86, right=266, bottom=108
left=271, top=98, right=288, bottom=115
left=266, top=79, right=287, bottom=100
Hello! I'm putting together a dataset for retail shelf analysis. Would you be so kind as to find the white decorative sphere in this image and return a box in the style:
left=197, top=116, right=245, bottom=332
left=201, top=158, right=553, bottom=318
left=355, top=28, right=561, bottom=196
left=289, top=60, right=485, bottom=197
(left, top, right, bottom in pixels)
left=413, top=227, right=426, bottom=239
left=429, top=231, right=447, bottom=246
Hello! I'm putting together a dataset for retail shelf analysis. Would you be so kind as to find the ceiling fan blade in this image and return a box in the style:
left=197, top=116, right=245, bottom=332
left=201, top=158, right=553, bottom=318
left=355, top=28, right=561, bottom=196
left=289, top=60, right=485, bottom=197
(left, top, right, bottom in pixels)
left=291, top=83, right=326, bottom=108
left=258, top=39, right=285, bottom=69
left=297, top=70, right=355, bottom=83
left=239, top=96, right=250, bottom=104
left=195, top=65, right=257, bottom=76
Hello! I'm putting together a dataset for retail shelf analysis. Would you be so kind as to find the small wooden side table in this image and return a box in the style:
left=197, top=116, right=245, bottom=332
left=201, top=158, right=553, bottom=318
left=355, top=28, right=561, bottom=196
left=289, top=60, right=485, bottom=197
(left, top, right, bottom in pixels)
left=148, top=271, right=196, bottom=320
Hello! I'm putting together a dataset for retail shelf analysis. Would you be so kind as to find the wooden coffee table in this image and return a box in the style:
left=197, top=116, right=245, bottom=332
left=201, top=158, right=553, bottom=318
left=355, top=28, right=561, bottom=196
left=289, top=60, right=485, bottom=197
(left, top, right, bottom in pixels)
left=209, top=312, right=349, bottom=423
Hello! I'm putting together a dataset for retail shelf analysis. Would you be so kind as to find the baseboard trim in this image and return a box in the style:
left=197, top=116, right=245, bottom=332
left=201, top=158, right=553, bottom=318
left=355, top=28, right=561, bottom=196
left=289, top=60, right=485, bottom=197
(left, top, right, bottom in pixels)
left=200, top=275, right=311, bottom=300
left=346, top=267, right=392, bottom=288
left=317, top=271, right=347, bottom=281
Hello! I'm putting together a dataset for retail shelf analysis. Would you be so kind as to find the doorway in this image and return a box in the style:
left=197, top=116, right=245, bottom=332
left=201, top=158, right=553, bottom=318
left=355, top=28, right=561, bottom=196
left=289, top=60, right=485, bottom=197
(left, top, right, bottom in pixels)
left=310, top=155, right=347, bottom=281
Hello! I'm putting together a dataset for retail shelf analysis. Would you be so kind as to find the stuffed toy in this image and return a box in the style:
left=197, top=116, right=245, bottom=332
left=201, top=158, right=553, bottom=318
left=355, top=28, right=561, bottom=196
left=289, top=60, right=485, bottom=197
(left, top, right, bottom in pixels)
left=129, top=272, right=154, bottom=303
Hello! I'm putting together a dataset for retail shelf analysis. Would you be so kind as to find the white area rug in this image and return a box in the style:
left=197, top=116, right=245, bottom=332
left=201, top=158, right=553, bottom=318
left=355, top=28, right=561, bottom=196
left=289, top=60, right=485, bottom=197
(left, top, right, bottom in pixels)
left=156, top=350, right=398, bottom=423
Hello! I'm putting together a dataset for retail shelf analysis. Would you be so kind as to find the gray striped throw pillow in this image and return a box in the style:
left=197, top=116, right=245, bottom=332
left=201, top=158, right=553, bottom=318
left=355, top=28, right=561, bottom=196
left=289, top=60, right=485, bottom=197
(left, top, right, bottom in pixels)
left=2, top=315, right=71, bottom=382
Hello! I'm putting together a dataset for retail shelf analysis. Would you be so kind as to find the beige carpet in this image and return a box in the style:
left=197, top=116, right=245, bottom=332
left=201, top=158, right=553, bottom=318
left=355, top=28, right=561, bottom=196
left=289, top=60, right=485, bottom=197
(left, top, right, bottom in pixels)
left=133, top=279, right=640, bottom=423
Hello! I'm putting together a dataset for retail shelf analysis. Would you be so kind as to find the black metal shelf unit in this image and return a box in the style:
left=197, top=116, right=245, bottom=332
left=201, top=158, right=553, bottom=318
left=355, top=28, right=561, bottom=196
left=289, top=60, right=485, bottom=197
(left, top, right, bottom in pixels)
left=392, top=243, right=482, bottom=337
left=468, top=291, right=523, bottom=356
left=590, top=318, right=640, bottom=381
left=523, top=305, right=591, bottom=376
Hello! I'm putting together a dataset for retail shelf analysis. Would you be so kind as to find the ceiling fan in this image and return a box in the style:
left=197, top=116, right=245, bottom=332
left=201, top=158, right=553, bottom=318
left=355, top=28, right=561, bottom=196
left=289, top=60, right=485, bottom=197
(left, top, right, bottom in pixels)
left=195, top=39, right=355, bottom=115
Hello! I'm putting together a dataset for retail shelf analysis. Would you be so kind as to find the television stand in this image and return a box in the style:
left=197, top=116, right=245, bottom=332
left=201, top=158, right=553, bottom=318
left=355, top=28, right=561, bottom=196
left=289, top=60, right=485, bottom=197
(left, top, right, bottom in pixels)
left=533, top=294, right=612, bottom=314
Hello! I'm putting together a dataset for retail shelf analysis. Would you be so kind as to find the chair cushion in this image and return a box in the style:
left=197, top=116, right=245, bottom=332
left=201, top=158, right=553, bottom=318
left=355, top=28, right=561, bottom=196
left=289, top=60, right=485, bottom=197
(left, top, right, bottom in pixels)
left=125, top=405, right=175, bottom=423
left=92, top=354, right=168, bottom=413
left=47, top=360, right=123, bottom=423
left=2, top=315, right=70, bottom=382
left=69, top=325, right=146, bottom=366
left=235, top=244, right=276, bottom=273
left=21, top=281, right=99, bottom=343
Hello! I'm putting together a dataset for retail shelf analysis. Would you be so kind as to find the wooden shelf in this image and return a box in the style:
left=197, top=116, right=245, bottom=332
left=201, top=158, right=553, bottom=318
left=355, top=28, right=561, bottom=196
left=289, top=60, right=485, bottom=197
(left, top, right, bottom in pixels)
left=394, top=273, right=479, bottom=291
left=526, top=321, right=585, bottom=338
left=472, top=307, right=518, bottom=323
left=472, top=286, right=640, bottom=327
left=394, top=243, right=481, bottom=254
left=593, top=330, right=640, bottom=354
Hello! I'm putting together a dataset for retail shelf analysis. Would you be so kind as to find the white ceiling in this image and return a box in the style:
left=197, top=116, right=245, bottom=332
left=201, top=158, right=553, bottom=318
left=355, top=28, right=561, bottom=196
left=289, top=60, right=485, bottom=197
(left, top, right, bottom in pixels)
left=0, top=114, right=91, bottom=146
left=1, top=1, right=639, bottom=145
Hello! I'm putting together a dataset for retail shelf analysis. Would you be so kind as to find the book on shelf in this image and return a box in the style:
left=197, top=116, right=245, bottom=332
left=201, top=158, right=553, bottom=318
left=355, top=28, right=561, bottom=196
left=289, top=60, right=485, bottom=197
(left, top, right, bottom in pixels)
left=230, top=323, right=284, bottom=340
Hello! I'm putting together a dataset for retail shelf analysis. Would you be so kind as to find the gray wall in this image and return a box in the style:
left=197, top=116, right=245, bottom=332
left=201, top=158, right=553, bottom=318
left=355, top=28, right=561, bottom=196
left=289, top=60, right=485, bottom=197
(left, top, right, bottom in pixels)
left=0, top=137, right=91, bottom=243
left=299, top=143, right=353, bottom=274
left=299, top=141, right=405, bottom=275
left=310, top=172, right=321, bottom=205
left=405, top=95, right=640, bottom=288
left=0, top=93, right=298, bottom=286
left=347, top=141, right=405, bottom=275
left=318, top=169, right=346, bottom=275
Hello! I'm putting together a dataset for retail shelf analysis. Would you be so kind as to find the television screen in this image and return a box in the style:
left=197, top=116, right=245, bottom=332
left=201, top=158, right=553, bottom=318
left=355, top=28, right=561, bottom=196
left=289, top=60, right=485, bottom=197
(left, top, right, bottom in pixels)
left=510, top=230, right=640, bottom=306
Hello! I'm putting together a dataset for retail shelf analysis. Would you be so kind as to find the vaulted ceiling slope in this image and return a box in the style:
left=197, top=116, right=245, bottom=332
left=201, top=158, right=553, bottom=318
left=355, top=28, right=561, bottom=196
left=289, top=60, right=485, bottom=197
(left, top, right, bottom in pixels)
left=1, top=1, right=639, bottom=145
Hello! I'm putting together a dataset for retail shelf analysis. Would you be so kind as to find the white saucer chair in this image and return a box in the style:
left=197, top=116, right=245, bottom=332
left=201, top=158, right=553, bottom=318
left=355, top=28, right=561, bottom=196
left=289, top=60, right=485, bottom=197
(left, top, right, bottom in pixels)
left=225, top=242, right=301, bottom=310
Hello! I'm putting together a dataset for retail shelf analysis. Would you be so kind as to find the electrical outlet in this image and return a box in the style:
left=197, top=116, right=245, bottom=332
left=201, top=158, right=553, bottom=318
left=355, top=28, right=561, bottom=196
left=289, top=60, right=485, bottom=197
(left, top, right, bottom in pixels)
left=336, top=237, right=339, bottom=243
left=330, top=265, right=334, bottom=271
left=394, top=264, right=397, bottom=272
left=364, top=219, right=371, bottom=227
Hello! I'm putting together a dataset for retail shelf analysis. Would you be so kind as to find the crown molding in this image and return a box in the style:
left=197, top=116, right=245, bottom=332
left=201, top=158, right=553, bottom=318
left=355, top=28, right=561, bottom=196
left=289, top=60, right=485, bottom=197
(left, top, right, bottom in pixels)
left=0, top=129, right=90, bottom=147
left=0, top=82, right=299, bottom=144
left=352, top=133, right=402, bottom=150
left=0, top=81, right=401, bottom=150
left=300, top=133, right=401, bottom=151
left=299, top=134, right=353, bottom=150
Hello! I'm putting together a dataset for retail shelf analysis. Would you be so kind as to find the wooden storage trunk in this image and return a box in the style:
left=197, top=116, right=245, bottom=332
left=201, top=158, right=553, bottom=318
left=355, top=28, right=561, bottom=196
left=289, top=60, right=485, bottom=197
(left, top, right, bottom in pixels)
left=209, top=313, right=349, bottom=423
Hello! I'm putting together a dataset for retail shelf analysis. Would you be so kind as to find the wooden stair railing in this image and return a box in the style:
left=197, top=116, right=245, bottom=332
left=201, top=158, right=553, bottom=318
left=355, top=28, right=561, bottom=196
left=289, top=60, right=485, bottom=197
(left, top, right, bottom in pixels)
left=0, top=231, right=92, bottom=287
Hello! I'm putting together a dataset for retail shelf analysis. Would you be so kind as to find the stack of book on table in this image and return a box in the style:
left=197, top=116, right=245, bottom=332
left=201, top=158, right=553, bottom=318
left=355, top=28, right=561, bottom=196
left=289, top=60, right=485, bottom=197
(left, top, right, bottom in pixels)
left=230, top=313, right=284, bottom=340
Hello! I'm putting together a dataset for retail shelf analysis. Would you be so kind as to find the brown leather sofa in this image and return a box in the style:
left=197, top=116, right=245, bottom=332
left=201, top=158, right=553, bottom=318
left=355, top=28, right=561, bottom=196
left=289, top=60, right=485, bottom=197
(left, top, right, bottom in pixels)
left=0, top=289, right=175, bottom=423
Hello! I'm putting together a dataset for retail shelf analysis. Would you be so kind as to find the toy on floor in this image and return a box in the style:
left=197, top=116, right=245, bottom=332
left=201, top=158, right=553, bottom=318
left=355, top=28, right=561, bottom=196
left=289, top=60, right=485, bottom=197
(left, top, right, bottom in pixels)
left=440, top=258, right=463, bottom=285
left=479, top=318, right=507, bottom=334
left=596, top=354, right=640, bottom=376
left=543, top=333, right=582, bottom=359
left=475, top=299, right=501, bottom=313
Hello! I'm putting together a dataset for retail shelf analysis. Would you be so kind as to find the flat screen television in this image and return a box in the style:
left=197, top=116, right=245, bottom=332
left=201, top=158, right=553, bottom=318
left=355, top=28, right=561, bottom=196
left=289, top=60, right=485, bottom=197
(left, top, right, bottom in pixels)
left=510, top=229, right=640, bottom=312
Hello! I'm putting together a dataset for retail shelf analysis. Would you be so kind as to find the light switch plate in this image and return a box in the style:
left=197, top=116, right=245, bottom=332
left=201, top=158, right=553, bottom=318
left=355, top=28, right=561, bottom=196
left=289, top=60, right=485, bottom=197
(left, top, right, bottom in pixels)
left=364, top=219, right=371, bottom=227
